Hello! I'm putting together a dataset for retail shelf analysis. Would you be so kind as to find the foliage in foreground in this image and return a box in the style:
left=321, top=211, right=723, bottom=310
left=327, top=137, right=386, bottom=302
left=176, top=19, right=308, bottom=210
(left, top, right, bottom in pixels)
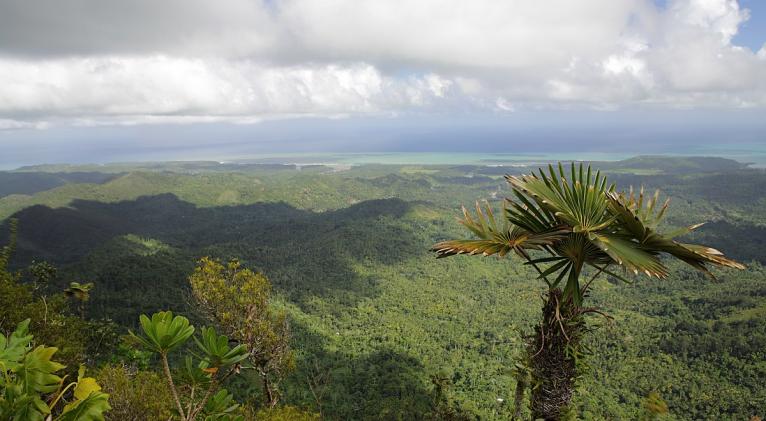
left=0, top=319, right=111, bottom=420
left=130, top=311, right=249, bottom=421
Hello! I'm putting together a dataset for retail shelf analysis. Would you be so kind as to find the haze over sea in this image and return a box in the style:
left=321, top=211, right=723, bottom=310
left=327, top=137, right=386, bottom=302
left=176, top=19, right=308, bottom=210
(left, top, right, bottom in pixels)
left=226, top=148, right=766, bottom=168
left=9, top=147, right=766, bottom=171
left=3, top=108, right=766, bottom=170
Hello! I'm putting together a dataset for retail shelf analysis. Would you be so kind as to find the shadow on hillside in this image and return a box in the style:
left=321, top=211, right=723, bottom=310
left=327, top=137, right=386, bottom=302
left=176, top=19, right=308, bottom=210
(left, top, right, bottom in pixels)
left=278, top=320, right=465, bottom=420
left=1, top=193, right=422, bottom=312
left=681, top=220, right=766, bottom=264
left=0, top=171, right=120, bottom=199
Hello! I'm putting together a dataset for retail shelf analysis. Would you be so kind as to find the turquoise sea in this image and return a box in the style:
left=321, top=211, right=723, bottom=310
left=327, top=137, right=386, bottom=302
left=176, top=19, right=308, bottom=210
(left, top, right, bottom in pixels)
left=5, top=143, right=766, bottom=171
left=225, top=147, right=766, bottom=168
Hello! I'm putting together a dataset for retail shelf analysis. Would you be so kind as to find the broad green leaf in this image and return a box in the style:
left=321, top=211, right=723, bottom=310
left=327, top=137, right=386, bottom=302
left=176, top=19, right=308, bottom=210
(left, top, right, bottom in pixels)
left=11, top=395, right=49, bottom=421
left=18, top=346, right=64, bottom=395
left=203, top=389, right=241, bottom=420
left=130, top=311, right=194, bottom=354
left=0, top=319, right=33, bottom=372
left=194, top=327, right=249, bottom=368
left=73, top=377, right=101, bottom=401
left=59, top=391, right=111, bottom=421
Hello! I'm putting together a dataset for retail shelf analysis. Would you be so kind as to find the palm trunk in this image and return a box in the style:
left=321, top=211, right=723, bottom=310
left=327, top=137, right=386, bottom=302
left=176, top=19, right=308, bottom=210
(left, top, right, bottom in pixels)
left=528, top=288, right=583, bottom=421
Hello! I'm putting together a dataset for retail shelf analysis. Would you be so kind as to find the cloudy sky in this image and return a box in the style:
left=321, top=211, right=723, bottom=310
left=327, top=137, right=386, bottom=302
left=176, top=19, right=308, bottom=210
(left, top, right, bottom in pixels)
left=0, top=0, right=765, bottom=166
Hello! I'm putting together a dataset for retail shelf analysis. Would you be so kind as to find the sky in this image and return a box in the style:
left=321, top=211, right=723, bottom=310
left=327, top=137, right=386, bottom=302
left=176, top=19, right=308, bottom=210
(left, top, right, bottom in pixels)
left=0, top=0, right=765, bottom=167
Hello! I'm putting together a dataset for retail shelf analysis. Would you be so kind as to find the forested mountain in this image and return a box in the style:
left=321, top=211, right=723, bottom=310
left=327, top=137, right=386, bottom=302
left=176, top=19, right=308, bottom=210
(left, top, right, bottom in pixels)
left=1, top=156, right=764, bottom=420
left=0, top=171, right=117, bottom=198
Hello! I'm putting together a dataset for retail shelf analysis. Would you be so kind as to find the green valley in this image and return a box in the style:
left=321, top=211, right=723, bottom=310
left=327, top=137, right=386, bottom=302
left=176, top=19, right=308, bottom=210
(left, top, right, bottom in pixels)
left=1, top=156, right=764, bottom=420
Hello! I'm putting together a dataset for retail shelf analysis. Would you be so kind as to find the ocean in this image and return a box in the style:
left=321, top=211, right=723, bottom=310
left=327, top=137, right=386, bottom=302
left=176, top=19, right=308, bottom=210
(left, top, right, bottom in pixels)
left=219, top=149, right=766, bottom=168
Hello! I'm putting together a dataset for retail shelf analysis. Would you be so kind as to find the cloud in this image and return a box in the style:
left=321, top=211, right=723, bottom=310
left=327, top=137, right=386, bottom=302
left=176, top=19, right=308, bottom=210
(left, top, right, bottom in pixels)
left=0, top=0, right=764, bottom=127
left=0, top=0, right=280, bottom=57
left=0, top=57, right=463, bottom=124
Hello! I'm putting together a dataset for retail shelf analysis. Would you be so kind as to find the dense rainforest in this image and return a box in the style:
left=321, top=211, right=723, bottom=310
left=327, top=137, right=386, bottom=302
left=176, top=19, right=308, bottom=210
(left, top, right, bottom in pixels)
left=1, top=156, right=764, bottom=420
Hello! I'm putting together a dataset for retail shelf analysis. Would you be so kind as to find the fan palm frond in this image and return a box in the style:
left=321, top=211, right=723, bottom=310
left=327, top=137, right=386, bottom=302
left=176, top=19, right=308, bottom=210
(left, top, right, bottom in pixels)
left=587, top=233, right=667, bottom=278
left=605, top=190, right=744, bottom=277
left=433, top=162, right=743, bottom=304
left=431, top=201, right=567, bottom=258
left=506, top=163, right=614, bottom=234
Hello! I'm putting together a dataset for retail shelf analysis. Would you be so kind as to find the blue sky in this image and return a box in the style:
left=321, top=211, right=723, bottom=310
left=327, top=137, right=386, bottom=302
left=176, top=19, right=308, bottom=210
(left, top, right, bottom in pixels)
left=0, top=0, right=764, bottom=167
left=734, top=0, right=766, bottom=50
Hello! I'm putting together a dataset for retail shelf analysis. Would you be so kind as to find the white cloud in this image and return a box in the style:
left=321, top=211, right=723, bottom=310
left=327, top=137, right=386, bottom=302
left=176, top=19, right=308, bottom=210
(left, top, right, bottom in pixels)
left=0, top=119, right=48, bottom=130
left=495, top=98, right=515, bottom=112
left=668, top=0, right=747, bottom=43
left=0, top=57, right=459, bottom=122
left=0, top=0, right=763, bottom=127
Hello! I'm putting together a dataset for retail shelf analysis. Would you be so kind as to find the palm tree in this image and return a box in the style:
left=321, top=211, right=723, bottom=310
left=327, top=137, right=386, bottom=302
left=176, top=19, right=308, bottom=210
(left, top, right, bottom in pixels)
left=431, top=163, right=743, bottom=420
left=64, top=281, right=94, bottom=319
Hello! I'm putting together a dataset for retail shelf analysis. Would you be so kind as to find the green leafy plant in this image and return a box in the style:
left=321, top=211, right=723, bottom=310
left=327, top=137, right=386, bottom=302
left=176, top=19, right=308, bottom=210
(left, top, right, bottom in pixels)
left=194, top=327, right=249, bottom=369
left=202, top=389, right=244, bottom=421
left=432, top=163, right=743, bottom=419
left=189, top=258, right=294, bottom=408
left=0, top=319, right=111, bottom=420
left=27, top=260, right=57, bottom=294
left=132, top=311, right=195, bottom=355
left=130, top=311, right=248, bottom=421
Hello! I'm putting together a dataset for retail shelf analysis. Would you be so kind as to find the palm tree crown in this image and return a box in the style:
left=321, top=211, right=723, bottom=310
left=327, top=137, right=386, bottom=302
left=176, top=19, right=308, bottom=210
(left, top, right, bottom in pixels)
left=64, top=281, right=94, bottom=301
left=432, top=163, right=743, bottom=304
